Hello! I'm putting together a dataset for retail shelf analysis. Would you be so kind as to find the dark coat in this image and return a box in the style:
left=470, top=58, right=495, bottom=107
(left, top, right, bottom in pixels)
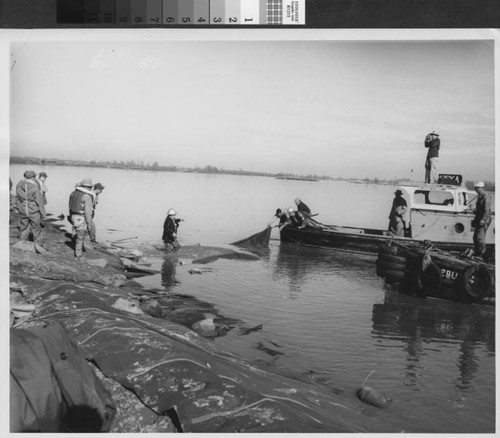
left=162, top=216, right=180, bottom=242
left=425, top=137, right=440, bottom=158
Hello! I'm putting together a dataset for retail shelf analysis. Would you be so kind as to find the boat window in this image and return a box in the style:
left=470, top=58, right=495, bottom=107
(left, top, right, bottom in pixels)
left=413, top=190, right=454, bottom=206
left=464, top=192, right=477, bottom=210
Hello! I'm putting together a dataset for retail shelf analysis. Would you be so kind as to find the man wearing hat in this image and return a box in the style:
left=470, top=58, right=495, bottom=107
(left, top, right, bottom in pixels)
left=89, top=183, right=105, bottom=244
left=36, top=172, right=48, bottom=205
left=15, top=170, right=47, bottom=251
left=68, top=178, right=95, bottom=259
left=272, top=208, right=291, bottom=230
left=424, top=131, right=440, bottom=183
left=471, top=181, right=492, bottom=259
left=162, top=208, right=181, bottom=253
left=388, top=189, right=407, bottom=236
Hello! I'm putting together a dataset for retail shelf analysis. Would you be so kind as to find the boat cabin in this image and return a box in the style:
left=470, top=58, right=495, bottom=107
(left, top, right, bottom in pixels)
left=396, top=182, right=495, bottom=245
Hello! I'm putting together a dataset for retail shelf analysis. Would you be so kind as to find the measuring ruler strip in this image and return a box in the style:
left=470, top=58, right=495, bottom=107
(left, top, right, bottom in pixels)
left=70, top=0, right=305, bottom=25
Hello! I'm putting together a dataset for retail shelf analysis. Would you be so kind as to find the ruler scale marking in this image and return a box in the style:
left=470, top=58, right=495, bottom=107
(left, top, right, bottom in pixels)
left=58, top=0, right=305, bottom=25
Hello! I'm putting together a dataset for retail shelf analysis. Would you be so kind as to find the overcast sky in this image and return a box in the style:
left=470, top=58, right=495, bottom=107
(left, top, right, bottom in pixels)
left=9, top=36, right=495, bottom=181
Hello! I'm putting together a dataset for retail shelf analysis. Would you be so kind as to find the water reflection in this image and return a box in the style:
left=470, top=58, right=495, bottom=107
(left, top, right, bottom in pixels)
left=371, top=291, right=495, bottom=393
left=272, top=243, right=375, bottom=294
left=161, top=256, right=178, bottom=291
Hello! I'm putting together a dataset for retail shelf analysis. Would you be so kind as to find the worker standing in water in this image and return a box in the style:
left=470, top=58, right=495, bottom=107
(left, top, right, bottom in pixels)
left=162, top=208, right=182, bottom=253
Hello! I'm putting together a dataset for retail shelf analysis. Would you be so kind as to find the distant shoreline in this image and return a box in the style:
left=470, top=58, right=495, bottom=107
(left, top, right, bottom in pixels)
left=11, top=156, right=494, bottom=191
left=10, top=156, right=413, bottom=187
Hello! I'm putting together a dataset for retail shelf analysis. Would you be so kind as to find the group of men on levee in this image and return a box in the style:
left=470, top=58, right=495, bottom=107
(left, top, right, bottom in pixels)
left=11, top=170, right=105, bottom=259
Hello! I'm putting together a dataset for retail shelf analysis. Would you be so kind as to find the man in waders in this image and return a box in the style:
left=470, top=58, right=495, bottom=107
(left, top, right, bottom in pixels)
left=471, top=181, right=492, bottom=260
left=162, top=208, right=181, bottom=253
left=68, top=178, right=95, bottom=259
left=89, top=182, right=105, bottom=244
left=15, top=170, right=47, bottom=253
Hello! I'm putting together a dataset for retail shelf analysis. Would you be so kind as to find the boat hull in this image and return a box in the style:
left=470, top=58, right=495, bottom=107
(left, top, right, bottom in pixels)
left=376, top=242, right=495, bottom=303
left=279, top=225, right=494, bottom=258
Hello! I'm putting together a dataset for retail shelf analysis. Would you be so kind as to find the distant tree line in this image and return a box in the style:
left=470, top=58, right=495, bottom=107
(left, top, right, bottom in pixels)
left=12, top=156, right=490, bottom=189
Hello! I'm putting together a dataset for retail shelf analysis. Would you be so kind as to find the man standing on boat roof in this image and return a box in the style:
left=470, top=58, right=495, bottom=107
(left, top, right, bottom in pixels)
left=471, top=181, right=492, bottom=260
left=388, top=189, right=407, bottom=237
left=424, top=131, right=440, bottom=183
left=162, top=208, right=182, bottom=253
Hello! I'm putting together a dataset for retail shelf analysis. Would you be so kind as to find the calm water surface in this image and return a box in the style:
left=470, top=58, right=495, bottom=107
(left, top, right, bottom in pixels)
left=10, top=164, right=495, bottom=433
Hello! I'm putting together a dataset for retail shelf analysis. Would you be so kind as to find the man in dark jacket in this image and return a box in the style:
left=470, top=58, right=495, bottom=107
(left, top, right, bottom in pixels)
left=273, top=208, right=290, bottom=230
left=471, top=181, right=492, bottom=259
left=294, top=197, right=311, bottom=218
left=162, top=208, right=181, bottom=253
left=424, top=131, right=440, bottom=183
left=388, top=189, right=407, bottom=236
left=293, top=198, right=324, bottom=229
left=15, top=170, right=46, bottom=252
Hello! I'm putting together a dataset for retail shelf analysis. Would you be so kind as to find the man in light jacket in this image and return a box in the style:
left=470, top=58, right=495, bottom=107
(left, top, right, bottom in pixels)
left=68, top=178, right=95, bottom=259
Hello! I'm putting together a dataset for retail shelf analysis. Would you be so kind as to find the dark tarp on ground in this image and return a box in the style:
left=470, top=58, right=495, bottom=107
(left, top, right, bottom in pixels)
left=10, top=321, right=116, bottom=432
left=29, top=284, right=400, bottom=433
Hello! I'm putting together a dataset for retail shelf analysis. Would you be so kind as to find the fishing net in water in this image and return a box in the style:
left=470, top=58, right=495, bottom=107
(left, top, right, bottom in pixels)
left=231, top=226, right=272, bottom=251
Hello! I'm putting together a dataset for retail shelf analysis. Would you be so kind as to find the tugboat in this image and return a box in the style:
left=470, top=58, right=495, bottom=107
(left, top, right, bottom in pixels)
left=280, top=174, right=494, bottom=259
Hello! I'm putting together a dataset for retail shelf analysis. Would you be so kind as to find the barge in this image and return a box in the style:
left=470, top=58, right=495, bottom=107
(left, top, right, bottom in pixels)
left=280, top=180, right=494, bottom=259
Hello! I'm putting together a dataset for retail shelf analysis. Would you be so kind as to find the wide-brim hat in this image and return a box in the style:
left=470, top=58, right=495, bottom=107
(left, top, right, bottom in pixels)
left=93, top=183, right=105, bottom=190
left=394, top=189, right=403, bottom=195
left=474, top=181, right=485, bottom=188
left=80, top=178, right=93, bottom=187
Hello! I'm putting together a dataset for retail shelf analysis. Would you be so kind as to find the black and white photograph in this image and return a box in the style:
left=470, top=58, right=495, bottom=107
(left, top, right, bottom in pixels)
left=4, top=29, right=496, bottom=433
